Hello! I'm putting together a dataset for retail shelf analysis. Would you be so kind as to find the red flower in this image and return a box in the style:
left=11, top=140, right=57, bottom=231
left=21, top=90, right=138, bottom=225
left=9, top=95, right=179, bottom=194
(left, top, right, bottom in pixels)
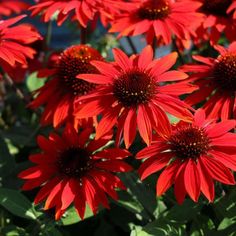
left=195, top=0, right=236, bottom=44
left=137, top=109, right=236, bottom=203
left=0, top=0, right=29, bottom=18
left=19, top=124, right=132, bottom=220
left=109, top=0, right=203, bottom=45
left=228, top=0, right=236, bottom=18
left=0, top=15, right=41, bottom=71
left=181, top=42, right=236, bottom=120
left=74, top=45, right=196, bottom=148
left=29, top=45, right=104, bottom=128
left=2, top=38, right=45, bottom=83
left=30, top=0, right=101, bottom=27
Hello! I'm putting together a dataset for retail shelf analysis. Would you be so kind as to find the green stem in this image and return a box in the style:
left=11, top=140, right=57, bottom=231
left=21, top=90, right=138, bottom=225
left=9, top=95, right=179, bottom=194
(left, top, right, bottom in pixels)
left=80, top=26, right=87, bottom=44
left=172, top=37, right=185, bottom=64
left=4, top=73, right=30, bottom=104
left=126, top=36, right=137, bottom=54
left=46, top=21, right=52, bottom=48
left=152, top=37, right=156, bottom=56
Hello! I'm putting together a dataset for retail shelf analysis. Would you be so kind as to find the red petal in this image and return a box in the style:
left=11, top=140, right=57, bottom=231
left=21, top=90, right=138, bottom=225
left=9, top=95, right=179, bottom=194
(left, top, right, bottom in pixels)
left=95, top=160, right=132, bottom=172
left=137, top=104, right=152, bottom=146
left=60, top=179, right=75, bottom=210
left=211, top=133, right=236, bottom=147
left=193, top=109, right=206, bottom=127
left=156, top=160, right=180, bottom=196
left=198, top=157, right=215, bottom=202
left=113, top=48, right=132, bottom=70
left=77, top=73, right=113, bottom=84
left=138, top=45, right=153, bottom=69
left=34, top=177, right=61, bottom=204
left=206, top=120, right=235, bottom=138
left=174, top=162, right=187, bottom=204
left=53, top=94, right=71, bottom=128
left=209, top=150, right=236, bottom=171
left=158, top=70, right=188, bottom=82
left=148, top=52, right=178, bottom=76
left=201, top=156, right=235, bottom=185
left=93, top=148, right=131, bottom=160
left=123, top=108, right=137, bottom=148
left=44, top=180, right=65, bottom=209
left=95, top=105, right=120, bottom=140
left=184, top=159, right=200, bottom=202
left=138, top=153, right=171, bottom=180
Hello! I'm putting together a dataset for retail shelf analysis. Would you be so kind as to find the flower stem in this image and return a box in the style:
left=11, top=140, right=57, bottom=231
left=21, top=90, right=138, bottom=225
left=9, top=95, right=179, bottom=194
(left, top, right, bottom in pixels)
left=4, top=73, right=30, bottom=104
left=126, top=36, right=137, bottom=54
left=80, top=26, right=87, bottom=44
left=172, top=37, right=185, bottom=64
left=46, top=21, right=52, bottom=48
left=152, top=38, right=156, bottom=56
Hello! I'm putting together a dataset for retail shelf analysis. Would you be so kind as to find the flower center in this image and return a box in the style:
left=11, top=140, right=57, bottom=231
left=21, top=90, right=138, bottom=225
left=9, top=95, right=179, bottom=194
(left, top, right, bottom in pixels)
left=169, top=126, right=210, bottom=159
left=201, top=0, right=232, bottom=16
left=58, top=45, right=103, bottom=95
left=113, top=69, right=157, bottom=107
left=138, top=0, right=170, bottom=20
left=57, top=147, right=92, bottom=178
left=213, top=53, right=236, bottom=92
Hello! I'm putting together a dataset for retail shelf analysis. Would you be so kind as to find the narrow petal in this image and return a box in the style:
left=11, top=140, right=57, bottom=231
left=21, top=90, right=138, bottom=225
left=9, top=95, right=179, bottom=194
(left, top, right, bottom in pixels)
left=206, top=120, right=235, bottom=138
left=60, top=179, right=75, bottom=210
left=184, top=159, right=200, bottom=202
left=201, top=156, right=235, bottom=185
left=123, top=108, right=137, bottom=149
left=77, top=73, right=113, bottom=84
left=95, top=105, right=120, bottom=140
left=138, top=45, right=153, bottom=69
left=174, top=162, right=187, bottom=204
left=198, top=157, right=215, bottom=202
left=156, top=160, right=181, bottom=196
left=138, top=153, right=172, bottom=180
left=148, top=52, right=178, bottom=76
left=95, top=160, right=132, bottom=172
left=113, top=48, right=132, bottom=70
left=137, top=104, right=152, bottom=146
left=209, top=150, right=236, bottom=171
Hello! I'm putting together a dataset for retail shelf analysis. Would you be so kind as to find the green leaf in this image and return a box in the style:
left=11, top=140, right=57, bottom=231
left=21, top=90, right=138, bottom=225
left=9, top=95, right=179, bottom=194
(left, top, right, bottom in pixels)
left=26, top=72, right=46, bottom=92
left=0, top=134, right=16, bottom=178
left=60, top=205, right=93, bottom=225
left=119, top=172, right=157, bottom=221
left=218, top=218, right=234, bottom=230
left=2, top=225, right=27, bottom=236
left=0, top=188, right=37, bottom=220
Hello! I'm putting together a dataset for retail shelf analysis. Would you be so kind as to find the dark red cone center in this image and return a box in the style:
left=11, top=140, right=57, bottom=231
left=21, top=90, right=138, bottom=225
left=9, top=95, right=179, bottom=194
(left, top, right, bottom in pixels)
left=138, top=0, right=170, bottom=20
left=201, top=0, right=232, bottom=16
left=169, top=125, right=210, bottom=159
left=113, top=69, right=157, bottom=107
left=57, top=147, right=92, bottom=178
left=58, top=45, right=103, bottom=95
left=213, top=53, right=236, bottom=92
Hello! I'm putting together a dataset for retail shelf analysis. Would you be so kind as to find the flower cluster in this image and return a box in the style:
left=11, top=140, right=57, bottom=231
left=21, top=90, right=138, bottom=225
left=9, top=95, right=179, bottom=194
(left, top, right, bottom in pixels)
left=1, top=0, right=236, bottom=222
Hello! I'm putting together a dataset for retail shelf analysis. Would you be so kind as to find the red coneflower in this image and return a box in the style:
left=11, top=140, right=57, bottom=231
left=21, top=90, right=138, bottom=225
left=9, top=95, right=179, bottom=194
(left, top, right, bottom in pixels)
left=19, top=124, right=132, bottom=220
left=0, top=0, right=29, bottom=18
left=30, top=0, right=101, bottom=27
left=0, top=15, right=41, bottom=70
left=228, top=0, right=236, bottom=18
left=30, top=45, right=104, bottom=128
left=181, top=42, right=236, bottom=120
left=137, top=109, right=236, bottom=203
left=195, top=0, right=236, bottom=44
left=109, top=0, right=203, bottom=45
left=74, top=45, right=196, bottom=148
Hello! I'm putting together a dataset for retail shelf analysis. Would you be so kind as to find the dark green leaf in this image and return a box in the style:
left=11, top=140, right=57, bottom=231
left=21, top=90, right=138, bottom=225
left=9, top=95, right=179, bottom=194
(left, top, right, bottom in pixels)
left=0, top=188, right=37, bottom=220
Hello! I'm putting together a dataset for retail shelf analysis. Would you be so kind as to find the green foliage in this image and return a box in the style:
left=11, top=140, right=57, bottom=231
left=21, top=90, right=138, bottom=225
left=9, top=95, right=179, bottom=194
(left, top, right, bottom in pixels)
left=0, top=188, right=38, bottom=220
